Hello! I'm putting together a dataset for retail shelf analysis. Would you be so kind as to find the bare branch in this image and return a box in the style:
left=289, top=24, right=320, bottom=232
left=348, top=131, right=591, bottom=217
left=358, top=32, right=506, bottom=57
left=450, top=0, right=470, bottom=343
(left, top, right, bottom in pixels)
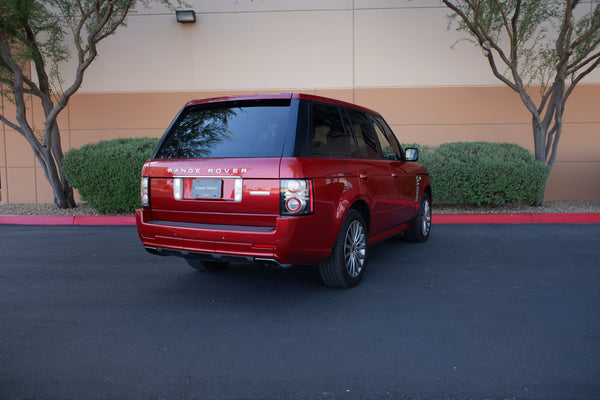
left=473, top=16, right=514, bottom=71
left=0, top=60, right=40, bottom=98
left=483, top=49, right=519, bottom=91
left=567, top=47, right=600, bottom=74
left=567, top=27, right=600, bottom=73
left=493, top=0, right=515, bottom=52
left=556, top=0, right=575, bottom=66
left=540, top=82, right=562, bottom=141
left=547, top=121, right=562, bottom=167
left=538, top=85, right=555, bottom=115
left=568, top=6, right=600, bottom=54
left=444, top=0, right=540, bottom=118
left=0, top=34, right=29, bottom=131
left=545, top=123, right=558, bottom=159
left=47, top=0, right=138, bottom=128
left=0, top=112, right=22, bottom=133
left=565, top=55, right=600, bottom=100
left=510, top=0, right=522, bottom=63
left=23, top=21, right=50, bottom=96
left=443, top=0, right=518, bottom=89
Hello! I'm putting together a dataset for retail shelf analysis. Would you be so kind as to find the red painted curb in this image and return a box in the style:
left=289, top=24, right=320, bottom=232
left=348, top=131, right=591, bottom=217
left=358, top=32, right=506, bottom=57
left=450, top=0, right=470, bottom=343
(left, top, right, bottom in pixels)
left=0, top=215, right=136, bottom=226
left=531, top=213, right=600, bottom=224
left=0, top=215, right=75, bottom=225
left=433, top=214, right=533, bottom=224
left=73, top=216, right=136, bottom=225
left=433, top=213, right=600, bottom=224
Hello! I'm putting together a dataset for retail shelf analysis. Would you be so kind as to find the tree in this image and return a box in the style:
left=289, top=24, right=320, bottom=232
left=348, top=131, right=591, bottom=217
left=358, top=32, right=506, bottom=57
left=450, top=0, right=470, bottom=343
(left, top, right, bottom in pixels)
left=0, top=0, right=180, bottom=208
left=443, top=0, right=600, bottom=201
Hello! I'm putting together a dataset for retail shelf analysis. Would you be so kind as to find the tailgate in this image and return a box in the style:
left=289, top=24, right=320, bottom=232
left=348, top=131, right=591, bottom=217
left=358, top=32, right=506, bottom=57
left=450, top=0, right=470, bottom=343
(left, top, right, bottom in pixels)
left=146, top=158, right=281, bottom=227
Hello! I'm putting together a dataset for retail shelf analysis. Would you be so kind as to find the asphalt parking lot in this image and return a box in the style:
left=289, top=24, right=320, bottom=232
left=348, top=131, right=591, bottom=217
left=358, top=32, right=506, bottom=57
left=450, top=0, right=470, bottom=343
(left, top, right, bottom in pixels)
left=1, top=224, right=599, bottom=400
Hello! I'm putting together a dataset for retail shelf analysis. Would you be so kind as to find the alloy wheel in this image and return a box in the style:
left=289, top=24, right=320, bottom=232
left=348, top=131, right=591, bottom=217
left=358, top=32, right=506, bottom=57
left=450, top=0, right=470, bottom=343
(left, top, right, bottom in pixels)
left=344, top=220, right=366, bottom=278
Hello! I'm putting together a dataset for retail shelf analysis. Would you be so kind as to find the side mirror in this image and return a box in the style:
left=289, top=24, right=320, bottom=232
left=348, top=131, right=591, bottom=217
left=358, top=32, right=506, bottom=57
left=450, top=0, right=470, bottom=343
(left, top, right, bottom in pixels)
left=405, top=147, right=419, bottom=162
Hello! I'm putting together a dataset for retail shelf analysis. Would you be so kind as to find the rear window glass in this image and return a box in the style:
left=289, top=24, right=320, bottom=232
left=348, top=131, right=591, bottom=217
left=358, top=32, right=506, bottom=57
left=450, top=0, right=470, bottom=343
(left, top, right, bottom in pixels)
left=155, top=101, right=290, bottom=159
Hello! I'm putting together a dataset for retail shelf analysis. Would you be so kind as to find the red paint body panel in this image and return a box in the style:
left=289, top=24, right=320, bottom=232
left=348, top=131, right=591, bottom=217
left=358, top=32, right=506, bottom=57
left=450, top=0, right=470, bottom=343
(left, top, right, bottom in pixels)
left=136, top=208, right=342, bottom=265
left=136, top=156, right=426, bottom=265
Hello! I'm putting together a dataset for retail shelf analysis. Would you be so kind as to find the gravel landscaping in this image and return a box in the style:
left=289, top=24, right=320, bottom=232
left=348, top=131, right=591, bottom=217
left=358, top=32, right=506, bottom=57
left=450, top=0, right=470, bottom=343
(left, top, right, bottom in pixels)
left=1, top=200, right=599, bottom=216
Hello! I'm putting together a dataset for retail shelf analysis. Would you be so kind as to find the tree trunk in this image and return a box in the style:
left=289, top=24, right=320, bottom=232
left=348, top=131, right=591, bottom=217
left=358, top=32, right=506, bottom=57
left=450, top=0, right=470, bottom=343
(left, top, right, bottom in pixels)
left=532, top=117, right=547, bottom=165
left=530, top=91, right=566, bottom=206
left=34, top=135, right=76, bottom=209
left=41, top=99, right=76, bottom=209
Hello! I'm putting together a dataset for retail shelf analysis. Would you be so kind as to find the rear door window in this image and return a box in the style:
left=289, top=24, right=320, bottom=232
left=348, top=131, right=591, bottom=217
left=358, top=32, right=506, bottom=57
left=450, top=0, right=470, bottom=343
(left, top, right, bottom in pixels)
left=346, top=109, right=381, bottom=159
left=155, top=100, right=290, bottom=159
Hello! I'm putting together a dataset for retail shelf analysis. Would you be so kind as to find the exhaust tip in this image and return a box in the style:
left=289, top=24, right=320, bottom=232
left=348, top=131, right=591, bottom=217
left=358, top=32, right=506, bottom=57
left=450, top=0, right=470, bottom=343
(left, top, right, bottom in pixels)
left=144, top=246, right=160, bottom=255
left=255, top=258, right=292, bottom=269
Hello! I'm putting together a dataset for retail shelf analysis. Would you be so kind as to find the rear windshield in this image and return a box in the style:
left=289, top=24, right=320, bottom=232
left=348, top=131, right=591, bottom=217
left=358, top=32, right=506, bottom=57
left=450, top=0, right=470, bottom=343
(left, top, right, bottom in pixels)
left=154, top=100, right=291, bottom=159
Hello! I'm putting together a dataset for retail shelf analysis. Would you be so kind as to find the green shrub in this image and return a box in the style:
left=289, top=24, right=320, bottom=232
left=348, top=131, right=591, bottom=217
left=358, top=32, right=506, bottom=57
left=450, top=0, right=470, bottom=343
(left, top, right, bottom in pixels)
left=403, top=141, right=550, bottom=206
left=63, top=137, right=159, bottom=214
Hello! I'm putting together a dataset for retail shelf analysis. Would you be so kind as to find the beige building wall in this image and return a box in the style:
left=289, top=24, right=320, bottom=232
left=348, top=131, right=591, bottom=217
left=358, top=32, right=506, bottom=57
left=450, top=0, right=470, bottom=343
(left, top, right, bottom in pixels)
left=2, top=1, right=599, bottom=204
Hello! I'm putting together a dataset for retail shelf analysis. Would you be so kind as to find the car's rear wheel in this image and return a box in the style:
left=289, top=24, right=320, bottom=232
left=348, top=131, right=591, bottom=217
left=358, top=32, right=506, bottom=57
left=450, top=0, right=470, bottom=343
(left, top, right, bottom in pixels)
left=186, top=256, right=228, bottom=272
left=319, top=209, right=368, bottom=288
left=405, top=192, right=431, bottom=242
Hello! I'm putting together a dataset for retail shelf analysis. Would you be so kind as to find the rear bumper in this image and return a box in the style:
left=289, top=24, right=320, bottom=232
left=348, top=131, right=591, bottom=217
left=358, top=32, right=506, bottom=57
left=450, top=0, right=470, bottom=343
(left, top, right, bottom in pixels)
left=135, top=209, right=341, bottom=265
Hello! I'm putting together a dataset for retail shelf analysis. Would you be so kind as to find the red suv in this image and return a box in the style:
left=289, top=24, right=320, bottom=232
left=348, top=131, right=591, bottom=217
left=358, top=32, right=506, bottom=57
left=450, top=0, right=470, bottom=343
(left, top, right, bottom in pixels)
left=136, top=93, right=431, bottom=287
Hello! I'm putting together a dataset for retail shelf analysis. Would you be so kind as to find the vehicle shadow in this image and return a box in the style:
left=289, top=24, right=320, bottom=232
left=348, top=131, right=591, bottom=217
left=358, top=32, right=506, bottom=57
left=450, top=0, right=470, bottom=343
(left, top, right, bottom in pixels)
left=142, top=234, right=426, bottom=307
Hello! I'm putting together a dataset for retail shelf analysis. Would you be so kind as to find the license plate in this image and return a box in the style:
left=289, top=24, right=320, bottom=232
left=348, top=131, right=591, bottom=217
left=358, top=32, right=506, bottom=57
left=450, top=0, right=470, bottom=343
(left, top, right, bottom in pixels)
left=192, top=179, right=222, bottom=199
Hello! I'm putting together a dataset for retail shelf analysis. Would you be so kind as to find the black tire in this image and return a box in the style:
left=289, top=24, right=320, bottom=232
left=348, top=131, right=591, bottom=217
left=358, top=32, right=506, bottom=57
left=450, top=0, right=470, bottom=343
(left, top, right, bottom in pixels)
left=405, top=192, right=432, bottom=242
left=319, top=209, right=368, bottom=288
left=185, top=256, right=228, bottom=272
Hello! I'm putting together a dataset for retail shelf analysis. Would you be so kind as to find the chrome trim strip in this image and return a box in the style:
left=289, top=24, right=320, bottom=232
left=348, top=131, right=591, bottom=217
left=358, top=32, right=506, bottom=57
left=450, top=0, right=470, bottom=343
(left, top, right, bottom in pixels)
left=171, top=176, right=243, bottom=202
left=234, top=178, right=243, bottom=202
left=172, top=175, right=242, bottom=179
left=415, top=176, right=422, bottom=203
left=174, top=177, right=183, bottom=200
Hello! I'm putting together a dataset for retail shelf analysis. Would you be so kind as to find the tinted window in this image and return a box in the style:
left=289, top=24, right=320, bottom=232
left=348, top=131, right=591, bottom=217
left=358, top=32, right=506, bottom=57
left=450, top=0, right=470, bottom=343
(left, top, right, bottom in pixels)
left=346, top=109, right=380, bottom=159
left=372, top=117, right=399, bottom=160
left=310, top=102, right=349, bottom=158
left=374, top=116, right=403, bottom=159
left=155, top=101, right=290, bottom=159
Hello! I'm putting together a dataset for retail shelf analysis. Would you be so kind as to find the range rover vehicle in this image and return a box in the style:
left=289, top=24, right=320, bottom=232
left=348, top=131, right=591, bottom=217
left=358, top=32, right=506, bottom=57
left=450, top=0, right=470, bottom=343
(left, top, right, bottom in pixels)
left=136, top=93, right=431, bottom=288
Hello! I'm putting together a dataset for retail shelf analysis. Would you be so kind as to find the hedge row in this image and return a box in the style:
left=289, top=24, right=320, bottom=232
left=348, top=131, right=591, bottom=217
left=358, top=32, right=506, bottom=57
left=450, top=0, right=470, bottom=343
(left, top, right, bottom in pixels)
left=63, top=138, right=550, bottom=214
left=405, top=141, right=551, bottom=206
left=63, top=137, right=159, bottom=214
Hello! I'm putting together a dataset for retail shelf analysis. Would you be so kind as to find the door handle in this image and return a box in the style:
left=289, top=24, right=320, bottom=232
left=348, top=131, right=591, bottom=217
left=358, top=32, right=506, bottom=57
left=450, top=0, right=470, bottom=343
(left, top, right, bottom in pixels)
left=359, top=172, right=368, bottom=180
left=391, top=172, right=398, bottom=177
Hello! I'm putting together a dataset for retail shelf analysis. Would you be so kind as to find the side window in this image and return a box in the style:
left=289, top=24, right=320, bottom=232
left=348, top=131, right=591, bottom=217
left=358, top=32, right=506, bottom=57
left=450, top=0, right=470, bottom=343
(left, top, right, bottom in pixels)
left=372, top=117, right=401, bottom=160
left=310, top=102, right=350, bottom=158
left=346, top=109, right=380, bottom=159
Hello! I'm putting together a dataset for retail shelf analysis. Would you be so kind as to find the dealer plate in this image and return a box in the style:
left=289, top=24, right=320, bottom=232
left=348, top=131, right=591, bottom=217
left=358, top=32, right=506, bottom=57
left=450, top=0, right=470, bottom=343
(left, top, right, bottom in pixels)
left=192, top=179, right=222, bottom=199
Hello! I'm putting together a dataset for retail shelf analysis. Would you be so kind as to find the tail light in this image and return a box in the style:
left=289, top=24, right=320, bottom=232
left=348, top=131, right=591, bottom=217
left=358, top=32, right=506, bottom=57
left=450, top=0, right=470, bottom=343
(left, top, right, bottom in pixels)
left=141, top=177, right=150, bottom=208
left=280, top=179, right=313, bottom=216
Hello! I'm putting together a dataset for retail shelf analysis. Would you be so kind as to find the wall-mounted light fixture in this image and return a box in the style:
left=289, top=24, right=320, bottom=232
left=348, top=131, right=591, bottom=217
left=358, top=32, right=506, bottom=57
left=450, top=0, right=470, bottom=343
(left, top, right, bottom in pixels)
left=176, top=10, right=196, bottom=23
